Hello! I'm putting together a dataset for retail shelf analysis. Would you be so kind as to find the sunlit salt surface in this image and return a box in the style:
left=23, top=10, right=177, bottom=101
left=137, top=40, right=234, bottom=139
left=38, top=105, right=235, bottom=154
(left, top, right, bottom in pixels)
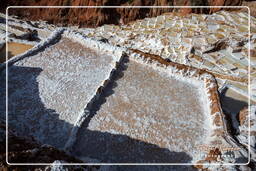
left=72, top=59, right=208, bottom=163
left=0, top=37, right=116, bottom=148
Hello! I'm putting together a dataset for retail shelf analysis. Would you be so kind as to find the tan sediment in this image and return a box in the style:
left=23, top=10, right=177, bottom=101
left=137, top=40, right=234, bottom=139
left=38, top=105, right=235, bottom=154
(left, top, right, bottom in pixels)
left=0, top=42, right=33, bottom=63
left=211, top=72, right=248, bottom=84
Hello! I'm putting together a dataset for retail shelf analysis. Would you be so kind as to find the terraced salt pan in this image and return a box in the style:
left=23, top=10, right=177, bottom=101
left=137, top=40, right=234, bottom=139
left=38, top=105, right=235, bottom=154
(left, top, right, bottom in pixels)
left=0, top=36, right=119, bottom=148
left=72, top=59, right=208, bottom=163
left=81, top=11, right=255, bottom=102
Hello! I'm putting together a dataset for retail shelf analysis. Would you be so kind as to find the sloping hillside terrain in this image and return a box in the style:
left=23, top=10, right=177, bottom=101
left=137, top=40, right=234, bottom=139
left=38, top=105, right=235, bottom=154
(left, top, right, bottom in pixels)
left=1, top=0, right=244, bottom=27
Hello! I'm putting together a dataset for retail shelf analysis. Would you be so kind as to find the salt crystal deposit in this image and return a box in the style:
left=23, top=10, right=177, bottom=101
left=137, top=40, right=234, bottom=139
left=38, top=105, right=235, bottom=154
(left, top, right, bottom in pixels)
left=0, top=8, right=255, bottom=169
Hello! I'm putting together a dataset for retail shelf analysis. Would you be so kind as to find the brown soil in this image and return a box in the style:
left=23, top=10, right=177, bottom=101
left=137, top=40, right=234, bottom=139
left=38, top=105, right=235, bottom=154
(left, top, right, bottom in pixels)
left=242, top=1, right=256, bottom=17
left=237, top=107, right=248, bottom=125
left=1, top=0, right=243, bottom=28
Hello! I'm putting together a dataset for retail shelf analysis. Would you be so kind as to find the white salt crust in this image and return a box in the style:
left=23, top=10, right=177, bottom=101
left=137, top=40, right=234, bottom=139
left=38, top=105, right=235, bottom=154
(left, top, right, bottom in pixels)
left=128, top=53, right=215, bottom=143
left=128, top=52, right=247, bottom=163
left=6, top=18, right=53, bottom=38
left=0, top=15, right=249, bottom=162
left=63, top=30, right=125, bottom=150
left=2, top=29, right=125, bottom=149
left=73, top=58, right=209, bottom=163
left=72, top=49, right=221, bottom=162
left=63, top=30, right=125, bottom=61
left=0, top=28, right=65, bottom=71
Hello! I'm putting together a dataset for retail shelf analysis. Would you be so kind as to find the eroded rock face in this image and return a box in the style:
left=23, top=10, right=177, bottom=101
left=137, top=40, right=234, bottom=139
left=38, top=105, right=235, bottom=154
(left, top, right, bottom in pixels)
left=1, top=0, right=243, bottom=27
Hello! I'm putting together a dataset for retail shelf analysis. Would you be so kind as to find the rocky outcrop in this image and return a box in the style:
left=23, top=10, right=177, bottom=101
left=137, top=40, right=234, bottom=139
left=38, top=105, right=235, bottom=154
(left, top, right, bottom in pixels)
left=1, top=0, right=243, bottom=27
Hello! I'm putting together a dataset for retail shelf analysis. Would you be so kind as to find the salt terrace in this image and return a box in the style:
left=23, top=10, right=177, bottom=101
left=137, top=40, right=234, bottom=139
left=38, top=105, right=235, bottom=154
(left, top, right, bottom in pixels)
left=0, top=10, right=254, bottom=165
left=69, top=48, right=239, bottom=163
left=72, top=55, right=209, bottom=163
left=0, top=29, right=232, bottom=164
left=0, top=31, right=123, bottom=148
left=81, top=10, right=256, bottom=103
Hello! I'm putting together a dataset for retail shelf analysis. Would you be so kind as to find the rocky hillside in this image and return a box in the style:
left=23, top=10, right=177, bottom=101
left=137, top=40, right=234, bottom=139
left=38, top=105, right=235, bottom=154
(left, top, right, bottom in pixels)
left=1, top=0, right=244, bottom=27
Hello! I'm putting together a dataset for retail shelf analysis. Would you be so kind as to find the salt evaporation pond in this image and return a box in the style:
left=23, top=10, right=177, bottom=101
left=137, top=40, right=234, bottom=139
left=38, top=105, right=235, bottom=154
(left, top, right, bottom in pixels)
left=0, top=37, right=118, bottom=148
left=72, top=59, right=208, bottom=163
